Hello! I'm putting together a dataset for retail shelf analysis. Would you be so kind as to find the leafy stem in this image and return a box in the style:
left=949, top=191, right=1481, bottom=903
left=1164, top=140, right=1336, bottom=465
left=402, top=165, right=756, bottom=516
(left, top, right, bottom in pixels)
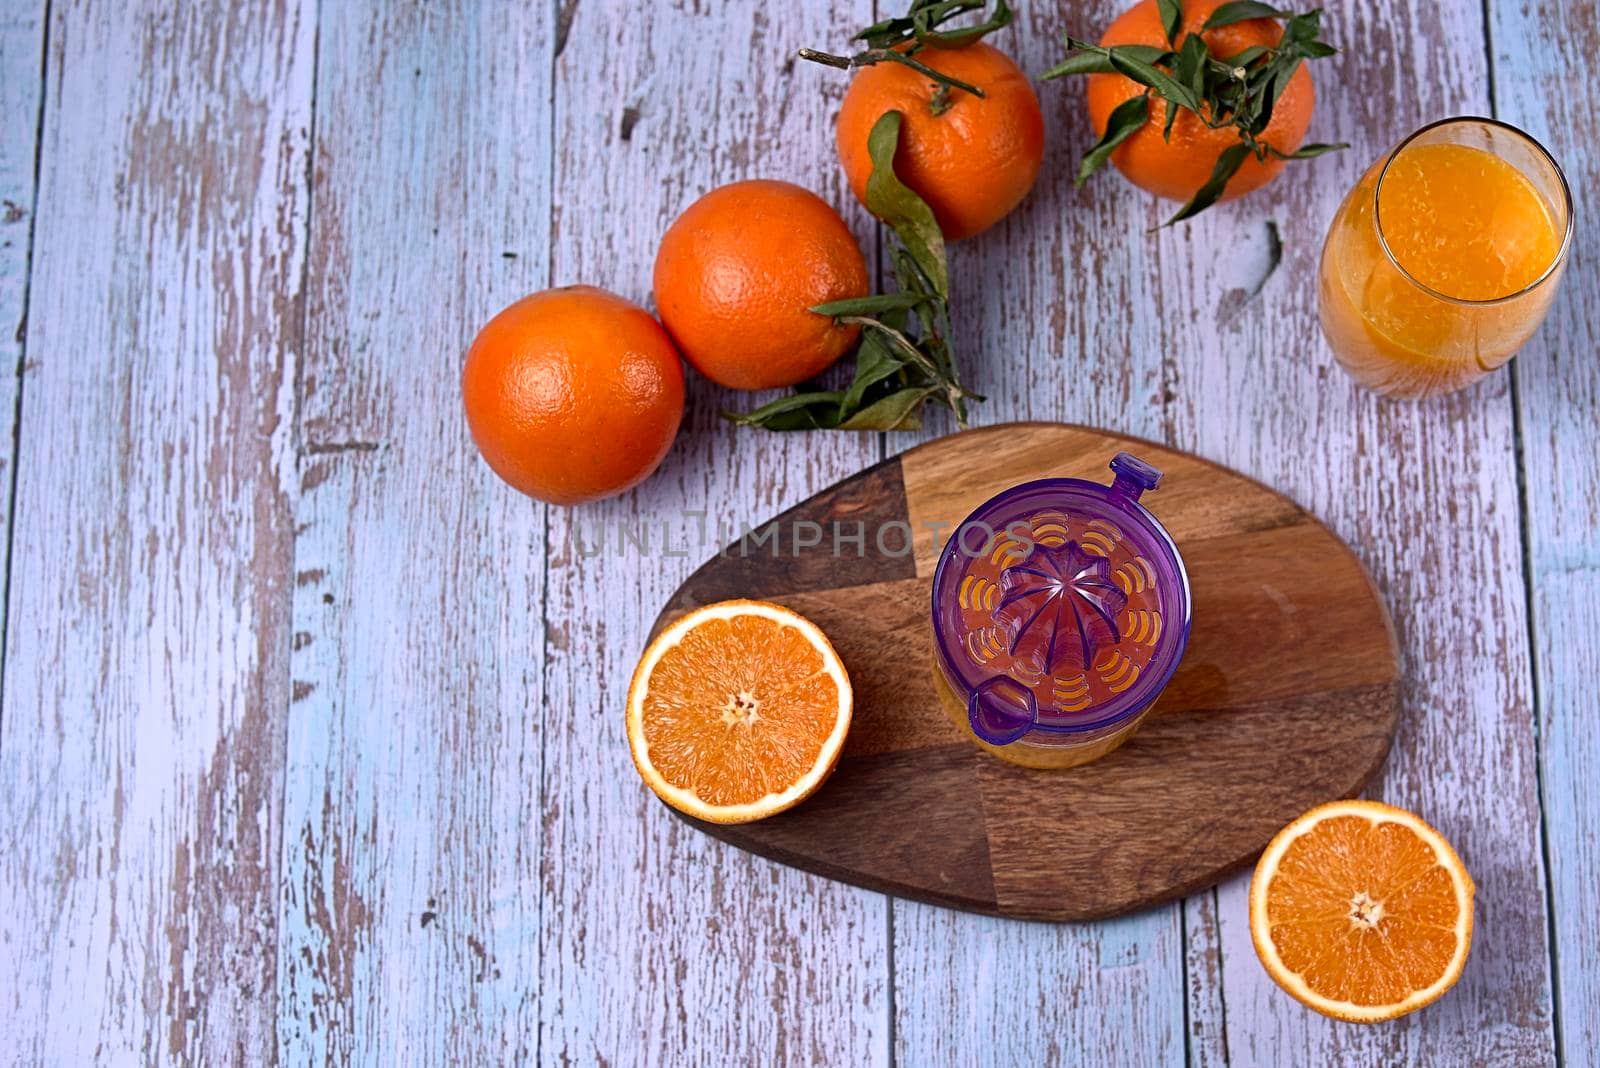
left=837, top=316, right=978, bottom=418
left=1040, top=1, right=1347, bottom=224
left=726, top=111, right=981, bottom=433
left=797, top=47, right=986, bottom=98
left=797, top=0, right=1015, bottom=99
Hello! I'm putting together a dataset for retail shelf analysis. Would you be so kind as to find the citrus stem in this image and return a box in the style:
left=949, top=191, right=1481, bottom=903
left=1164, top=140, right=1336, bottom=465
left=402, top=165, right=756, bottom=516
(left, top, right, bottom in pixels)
left=796, top=47, right=986, bottom=98
left=797, top=47, right=853, bottom=70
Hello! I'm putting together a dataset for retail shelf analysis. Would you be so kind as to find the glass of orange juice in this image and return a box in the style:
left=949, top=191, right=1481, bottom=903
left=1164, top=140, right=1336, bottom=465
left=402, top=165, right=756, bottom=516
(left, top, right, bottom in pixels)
left=1318, top=117, right=1572, bottom=398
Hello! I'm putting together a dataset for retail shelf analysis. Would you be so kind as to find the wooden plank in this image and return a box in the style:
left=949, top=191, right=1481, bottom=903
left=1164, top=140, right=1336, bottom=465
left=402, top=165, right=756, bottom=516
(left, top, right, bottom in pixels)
left=1183, top=891, right=1230, bottom=1067
left=537, top=2, right=892, bottom=1063
left=1162, top=2, right=1558, bottom=1062
left=0, top=2, right=314, bottom=1062
left=1489, top=0, right=1600, bottom=1060
left=277, top=3, right=553, bottom=1062
left=887, top=1, right=1185, bottom=1060
left=0, top=0, right=43, bottom=678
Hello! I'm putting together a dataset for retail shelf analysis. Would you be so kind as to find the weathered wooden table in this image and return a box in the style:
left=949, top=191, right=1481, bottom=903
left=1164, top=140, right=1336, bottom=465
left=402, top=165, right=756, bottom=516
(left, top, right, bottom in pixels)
left=0, top=2, right=1592, bottom=1064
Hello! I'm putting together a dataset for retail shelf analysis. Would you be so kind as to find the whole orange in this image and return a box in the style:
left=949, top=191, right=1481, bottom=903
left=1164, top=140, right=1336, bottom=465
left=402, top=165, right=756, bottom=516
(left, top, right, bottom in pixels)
left=653, top=180, right=869, bottom=391
left=1086, top=0, right=1315, bottom=203
left=461, top=285, right=684, bottom=506
left=836, top=43, right=1044, bottom=241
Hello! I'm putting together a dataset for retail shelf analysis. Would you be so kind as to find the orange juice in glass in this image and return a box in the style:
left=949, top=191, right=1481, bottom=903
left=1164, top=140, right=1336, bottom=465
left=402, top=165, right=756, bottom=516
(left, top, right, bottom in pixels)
left=1318, top=118, right=1572, bottom=398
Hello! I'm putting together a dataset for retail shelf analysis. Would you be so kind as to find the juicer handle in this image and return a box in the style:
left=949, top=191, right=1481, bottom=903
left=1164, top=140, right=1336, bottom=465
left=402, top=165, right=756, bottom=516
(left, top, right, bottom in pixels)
left=967, top=675, right=1039, bottom=747
left=1109, top=452, right=1163, bottom=503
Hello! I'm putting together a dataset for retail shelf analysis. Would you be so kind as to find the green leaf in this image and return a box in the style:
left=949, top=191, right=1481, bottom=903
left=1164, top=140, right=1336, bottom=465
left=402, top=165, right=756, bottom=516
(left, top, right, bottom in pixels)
left=1103, top=45, right=1202, bottom=113
left=854, top=25, right=900, bottom=48
left=1202, top=1, right=1288, bottom=29
left=891, top=246, right=934, bottom=300
left=837, top=331, right=907, bottom=415
left=837, top=387, right=936, bottom=431
left=846, top=316, right=944, bottom=382
left=1156, top=0, right=1183, bottom=43
left=1163, top=142, right=1251, bottom=225
left=1170, top=34, right=1208, bottom=136
left=1283, top=9, right=1324, bottom=45
left=920, top=332, right=955, bottom=381
left=857, top=0, right=1014, bottom=51
left=917, top=0, right=1014, bottom=48
left=1177, top=33, right=1208, bottom=95
left=891, top=246, right=950, bottom=366
left=1077, top=94, right=1148, bottom=185
left=724, top=391, right=844, bottom=431
left=1039, top=44, right=1170, bottom=79
left=856, top=0, right=962, bottom=46
left=1222, top=45, right=1271, bottom=68
left=853, top=13, right=905, bottom=47
left=864, top=111, right=949, bottom=298
left=1268, top=141, right=1348, bottom=159
left=1257, top=57, right=1302, bottom=130
left=763, top=408, right=842, bottom=431
left=811, top=292, right=929, bottom=317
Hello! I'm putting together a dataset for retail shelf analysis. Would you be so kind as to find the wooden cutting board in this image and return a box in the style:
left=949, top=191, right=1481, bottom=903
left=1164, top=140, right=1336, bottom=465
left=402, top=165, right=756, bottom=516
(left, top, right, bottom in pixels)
left=651, top=423, right=1400, bottom=921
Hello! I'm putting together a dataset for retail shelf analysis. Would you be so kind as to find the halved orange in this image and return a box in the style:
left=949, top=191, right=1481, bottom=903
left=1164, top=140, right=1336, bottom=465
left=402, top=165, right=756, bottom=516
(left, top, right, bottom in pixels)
left=1250, top=799, right=1475, bottom=1022
left=626, top=600, right=852, bottom=824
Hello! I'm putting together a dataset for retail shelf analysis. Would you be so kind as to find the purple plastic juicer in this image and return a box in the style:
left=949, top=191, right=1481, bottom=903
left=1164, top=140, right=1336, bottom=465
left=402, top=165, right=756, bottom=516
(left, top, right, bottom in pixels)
left=930, top=452, right=1192, bottom=763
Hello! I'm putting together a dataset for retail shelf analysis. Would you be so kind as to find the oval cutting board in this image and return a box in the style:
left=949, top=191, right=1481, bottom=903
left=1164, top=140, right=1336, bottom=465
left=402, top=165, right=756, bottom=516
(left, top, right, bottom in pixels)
left=649, top=423, right=1400, bottom=921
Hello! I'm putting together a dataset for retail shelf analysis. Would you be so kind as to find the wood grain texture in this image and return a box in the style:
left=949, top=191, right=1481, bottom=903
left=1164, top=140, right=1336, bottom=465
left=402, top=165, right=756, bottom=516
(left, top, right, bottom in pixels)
left=538, top=2, right=890, bottom=1064
left=886, top=1, right=1188, bottom=1060
left=279, top=3, right=552, bottom=1062
left=0, top=2, right=313, bottom=1062
left=664, top=424, right=1399, bottom=920
left=1489, top=1, right=1600, bottom=1061
left=0, top=0, right=42, bottom=693
left=1161, top=1, right=1557, bottom=1063
left=0, top=0, right=1589, bottom=1062
left=1183, top=889, right=1230, bottom=1067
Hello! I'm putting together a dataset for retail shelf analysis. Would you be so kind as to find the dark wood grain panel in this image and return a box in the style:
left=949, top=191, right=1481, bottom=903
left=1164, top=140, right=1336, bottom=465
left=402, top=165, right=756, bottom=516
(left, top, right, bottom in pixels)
left=691, top=745, right=998, bottom=912
left=656, top=422, right=1400, bottom=921
left=664, top=457, right=918, bottom=611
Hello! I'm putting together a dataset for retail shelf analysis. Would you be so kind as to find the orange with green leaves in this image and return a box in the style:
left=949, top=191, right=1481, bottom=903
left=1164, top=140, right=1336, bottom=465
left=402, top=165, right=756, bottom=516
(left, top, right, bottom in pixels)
left=1042, top=0, right=1344, bottom=223
left=804, top=1, right=1043, bottom=241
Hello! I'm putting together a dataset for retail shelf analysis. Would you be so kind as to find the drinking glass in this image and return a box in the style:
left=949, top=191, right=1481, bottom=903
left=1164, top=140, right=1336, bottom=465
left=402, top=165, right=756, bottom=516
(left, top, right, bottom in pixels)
left=1318, top=117, right=1573, bottom=398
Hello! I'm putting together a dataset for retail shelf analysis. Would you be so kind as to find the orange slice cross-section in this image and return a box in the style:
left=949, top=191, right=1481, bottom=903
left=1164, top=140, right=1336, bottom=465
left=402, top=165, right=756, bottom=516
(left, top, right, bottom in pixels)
left=626, top=600, right=852, bottom=824
left=1250, top=800, right=1475, bottom=1022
